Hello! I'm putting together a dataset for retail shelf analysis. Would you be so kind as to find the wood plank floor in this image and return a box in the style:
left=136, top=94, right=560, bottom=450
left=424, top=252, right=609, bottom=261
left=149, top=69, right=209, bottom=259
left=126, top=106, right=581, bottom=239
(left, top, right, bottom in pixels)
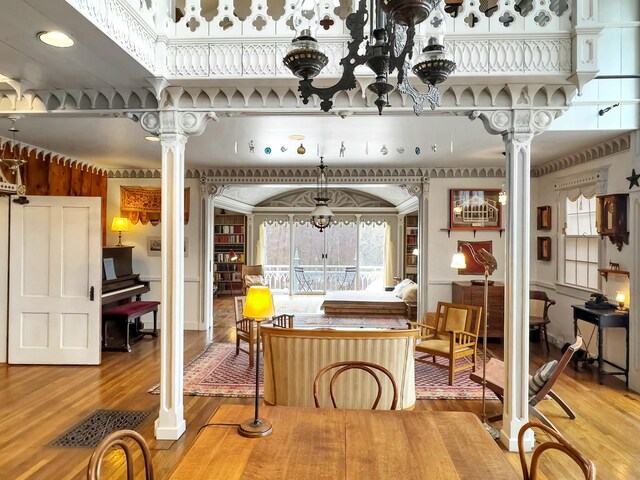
left=0, top=296, right=639, bottom=479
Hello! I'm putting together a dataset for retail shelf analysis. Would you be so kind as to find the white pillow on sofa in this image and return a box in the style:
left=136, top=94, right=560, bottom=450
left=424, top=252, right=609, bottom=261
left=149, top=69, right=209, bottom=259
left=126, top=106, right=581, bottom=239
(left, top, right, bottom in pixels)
left=393, top=279, right=415, bottom=298
left=401, top=284, right=418, bottom=303
left=244, top=274, right=265, bottom=287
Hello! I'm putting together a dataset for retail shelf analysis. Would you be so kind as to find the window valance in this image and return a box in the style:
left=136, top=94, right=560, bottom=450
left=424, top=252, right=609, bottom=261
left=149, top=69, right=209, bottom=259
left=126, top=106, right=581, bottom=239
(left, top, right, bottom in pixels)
left=554, top=168, right=608, bottom=201
left=120, top=186, right=190, bottom=225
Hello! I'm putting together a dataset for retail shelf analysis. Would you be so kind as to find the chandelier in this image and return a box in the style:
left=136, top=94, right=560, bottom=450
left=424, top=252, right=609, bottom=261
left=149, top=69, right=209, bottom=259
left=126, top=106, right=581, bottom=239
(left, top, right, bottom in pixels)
left=283, top=0, right=455, bottom=115
left=310, top=157, right=333, bottom=232
left=0, top=115, right=27, bottom=171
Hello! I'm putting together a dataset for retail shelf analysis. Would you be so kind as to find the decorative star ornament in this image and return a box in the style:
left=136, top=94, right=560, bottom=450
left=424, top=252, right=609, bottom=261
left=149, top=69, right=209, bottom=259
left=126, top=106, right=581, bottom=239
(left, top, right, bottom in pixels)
left=627, top=169, right=640, bottom=189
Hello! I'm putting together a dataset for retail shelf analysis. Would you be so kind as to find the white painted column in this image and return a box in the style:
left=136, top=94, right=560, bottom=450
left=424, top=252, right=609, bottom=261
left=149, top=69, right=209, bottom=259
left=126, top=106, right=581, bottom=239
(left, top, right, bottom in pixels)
left=501, top=128, right=534, bottom=451
left=141, top=111, right=215, bottom=440
left=200, top=185, right=215, bottom=332
left=156, top=122, right=187, bottom=440
left=628, top=131, right=640, bottom=391
left=355, top=214, right=361, bottom=290
left=471, top=109, right=558, bottom=451
left=246, top=214, right=255, bottom=265
left=397, top=214, right=405, bottom=280
left=289, top=214, right=295, bottom=295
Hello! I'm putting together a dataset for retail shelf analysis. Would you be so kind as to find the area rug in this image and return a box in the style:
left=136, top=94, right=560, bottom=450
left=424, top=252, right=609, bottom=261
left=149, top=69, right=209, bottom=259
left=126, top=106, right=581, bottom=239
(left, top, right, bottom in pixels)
left=149, top=343, right=496, bottom=401
left=50, top=409, right=152, bottom=448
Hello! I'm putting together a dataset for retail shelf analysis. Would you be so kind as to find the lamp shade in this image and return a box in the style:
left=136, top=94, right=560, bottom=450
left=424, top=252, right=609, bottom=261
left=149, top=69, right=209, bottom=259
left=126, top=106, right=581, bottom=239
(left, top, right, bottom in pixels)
left=450, top=251, right=466, bottom=269
left=111, top=217, right=130, bottom=232
left=243, top=286, right=275, bottom=320
left=412, top=248, right=419, bottom=256
left=229, top=250, right=238, bottom=261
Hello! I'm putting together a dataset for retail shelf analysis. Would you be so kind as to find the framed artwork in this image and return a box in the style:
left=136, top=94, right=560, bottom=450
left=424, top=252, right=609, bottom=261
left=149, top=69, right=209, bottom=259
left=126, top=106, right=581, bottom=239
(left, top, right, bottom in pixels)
left=147, top=236, right=189, bottom=257
left=456, top=240, right=493, bottom=275
left=450, top=189, right=502, bottom=230
left=537, top=206, right=552, bottom=230
left=537, top=237, right=551, bottom=261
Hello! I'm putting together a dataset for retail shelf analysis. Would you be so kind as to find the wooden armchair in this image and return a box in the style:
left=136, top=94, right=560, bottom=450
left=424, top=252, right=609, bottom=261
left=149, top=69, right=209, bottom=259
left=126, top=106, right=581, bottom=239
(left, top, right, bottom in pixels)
left=518, top=422, right=596, bottom=479
left=86, top=429, right=154, bottom=479
left=313, top=360, right=398, bottom=410
left=470, top=336, right=583, bottom=432
left=408, top=302, right=482, bottom=385
left=234, top=296, right=258, bottom=368
left=530, top=290, right=556, bottom=351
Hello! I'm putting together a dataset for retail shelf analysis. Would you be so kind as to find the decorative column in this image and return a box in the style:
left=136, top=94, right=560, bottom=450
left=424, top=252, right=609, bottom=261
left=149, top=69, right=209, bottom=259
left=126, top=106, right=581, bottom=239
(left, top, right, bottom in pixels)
left=200, top=181, right=228, bottom=333
left=402, top=179, right=429, bottom=319
left=397, top=214, right=405, bottom=281
left=141, top=111, right=214, bottom=440
left=246, top=214, right=255, bottom=265
left=628, top=131, right=640, bottom=391
left=471, top=108, right=557, bottom=451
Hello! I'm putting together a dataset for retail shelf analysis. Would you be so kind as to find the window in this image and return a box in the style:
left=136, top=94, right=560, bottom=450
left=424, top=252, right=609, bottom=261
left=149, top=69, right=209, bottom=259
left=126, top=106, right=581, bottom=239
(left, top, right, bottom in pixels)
left=564, top=195, right=598, bottom=289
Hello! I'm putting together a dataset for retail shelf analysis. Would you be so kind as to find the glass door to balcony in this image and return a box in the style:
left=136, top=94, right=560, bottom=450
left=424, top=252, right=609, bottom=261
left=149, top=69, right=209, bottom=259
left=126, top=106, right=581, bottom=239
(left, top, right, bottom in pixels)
left=325, top=220, right=357, bottom=291
left=293, top=220, right=326, bottom=293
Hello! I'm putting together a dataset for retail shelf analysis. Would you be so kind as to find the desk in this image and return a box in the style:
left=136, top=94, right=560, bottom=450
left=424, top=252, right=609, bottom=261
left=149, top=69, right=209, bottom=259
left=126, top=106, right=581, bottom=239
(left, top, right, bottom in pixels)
left=572, top=305, right=629, bottom=385
left=168, top=405, right=519, bottom=480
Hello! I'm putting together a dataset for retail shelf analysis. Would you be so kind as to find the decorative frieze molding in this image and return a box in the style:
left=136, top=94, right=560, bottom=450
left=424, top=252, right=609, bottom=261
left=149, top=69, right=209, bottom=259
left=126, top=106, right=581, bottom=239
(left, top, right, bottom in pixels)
left=258, top=189, right=394, bottom=208
left=105, top=166, right=506, bottom=180
left=66, top=0, right=157, bottom=72
left=532, top=133, right=631, bottom=177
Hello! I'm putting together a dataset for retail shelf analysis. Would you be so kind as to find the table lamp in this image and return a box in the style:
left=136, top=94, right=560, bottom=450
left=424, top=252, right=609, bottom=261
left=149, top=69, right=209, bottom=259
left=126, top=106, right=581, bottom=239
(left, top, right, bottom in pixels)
left=111, top=217, right=130, bottom=246
left=229, top=250, right=238, bottom=262
left=451, top=243, right=499, bottom=440
left=615, top=291, right=626, bottom=311
left=239, top=285, right=275, bottom=438
left=412, top=248, right=419, bottom=256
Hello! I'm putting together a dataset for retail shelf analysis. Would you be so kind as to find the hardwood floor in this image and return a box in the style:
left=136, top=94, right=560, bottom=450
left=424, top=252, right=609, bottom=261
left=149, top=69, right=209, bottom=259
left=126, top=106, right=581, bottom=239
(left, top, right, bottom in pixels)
left=1, top=296, right=639, bottom=479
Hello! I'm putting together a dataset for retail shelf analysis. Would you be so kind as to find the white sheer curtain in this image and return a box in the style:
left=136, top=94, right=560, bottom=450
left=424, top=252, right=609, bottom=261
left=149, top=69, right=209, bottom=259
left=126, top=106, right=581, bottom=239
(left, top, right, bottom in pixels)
left=385, top=223, right=394, bottom=286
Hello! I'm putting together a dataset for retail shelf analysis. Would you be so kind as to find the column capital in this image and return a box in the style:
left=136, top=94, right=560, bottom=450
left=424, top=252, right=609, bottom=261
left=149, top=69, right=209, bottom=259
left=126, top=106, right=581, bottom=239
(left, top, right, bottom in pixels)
left=470, top=109, right=560, bottom=139
left=401, top=178, right=430, bottom=199
left=200, top=182, right=228, bottom=199
left=141, top=110, right=217, bottom=137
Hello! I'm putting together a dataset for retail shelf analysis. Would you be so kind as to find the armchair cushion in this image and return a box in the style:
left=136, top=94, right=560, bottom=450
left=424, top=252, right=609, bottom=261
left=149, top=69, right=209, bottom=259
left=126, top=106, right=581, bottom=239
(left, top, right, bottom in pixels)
left=401, top=284, right=418, bottom=302
left=244, top=274, right=265, bottom=287
left=528, top=359, right=557, bottom=397
left=393, top=279, right=414, bottom=297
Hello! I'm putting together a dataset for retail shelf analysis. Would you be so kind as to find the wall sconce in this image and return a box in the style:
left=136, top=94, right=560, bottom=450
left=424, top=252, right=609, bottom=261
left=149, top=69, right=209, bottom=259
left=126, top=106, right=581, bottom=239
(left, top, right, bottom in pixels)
left=453, top=204, right=463, bottom=215
left=498, top=187, right=506, bottom=205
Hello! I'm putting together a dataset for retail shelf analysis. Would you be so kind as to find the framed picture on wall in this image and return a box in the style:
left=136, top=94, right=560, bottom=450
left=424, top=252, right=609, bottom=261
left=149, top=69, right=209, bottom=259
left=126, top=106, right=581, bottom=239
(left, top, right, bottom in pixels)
left=450, top=189, right=502, bottom=230
left=537, top=206, right=552, bottom=230
left=147, top=236, right=189, bottom=257
left=537, top=237, right=551, bottom=261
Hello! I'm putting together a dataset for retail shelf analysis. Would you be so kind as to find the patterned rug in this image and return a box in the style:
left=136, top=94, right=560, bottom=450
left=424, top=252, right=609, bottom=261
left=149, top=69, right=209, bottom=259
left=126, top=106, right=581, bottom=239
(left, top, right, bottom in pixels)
left=50, top=409, right=152, bottom=448
left=149, top=343, right=496, bottom=400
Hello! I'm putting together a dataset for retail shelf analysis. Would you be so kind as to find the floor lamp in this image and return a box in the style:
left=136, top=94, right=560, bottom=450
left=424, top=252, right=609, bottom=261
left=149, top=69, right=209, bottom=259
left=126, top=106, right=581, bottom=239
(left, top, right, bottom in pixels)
left=451, top=244, right=500, bottom=440
left=238, top=285, right=274, bottom=438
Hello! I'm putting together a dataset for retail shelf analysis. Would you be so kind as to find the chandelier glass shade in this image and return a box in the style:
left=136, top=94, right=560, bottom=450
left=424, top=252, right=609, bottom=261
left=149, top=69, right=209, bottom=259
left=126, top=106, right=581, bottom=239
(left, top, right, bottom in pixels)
left=283, top=0, right=455, bottom=115
left=310, top=157, right=333, bottom=232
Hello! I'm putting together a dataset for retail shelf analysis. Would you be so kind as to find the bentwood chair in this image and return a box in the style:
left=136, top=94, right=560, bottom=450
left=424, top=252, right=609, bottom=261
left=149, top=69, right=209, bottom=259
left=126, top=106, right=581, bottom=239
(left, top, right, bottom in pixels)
left=87, top=429, right=154, bottom=479
left=530, top=290, right=556, bottom=351
left=518, top=422, right=596, bottom=479
left=313, top=360, right=398, bottom=410
left=234, top=296, right=258, bottom=368
left=271, top=313, right=294, bottom=328
left=408, top=302, right=482, bottom=385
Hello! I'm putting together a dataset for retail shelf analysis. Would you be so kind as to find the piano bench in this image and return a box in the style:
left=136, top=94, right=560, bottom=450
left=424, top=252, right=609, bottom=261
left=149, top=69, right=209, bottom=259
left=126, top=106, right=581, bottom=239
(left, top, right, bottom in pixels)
left=102, top=301, right=160, bottom=352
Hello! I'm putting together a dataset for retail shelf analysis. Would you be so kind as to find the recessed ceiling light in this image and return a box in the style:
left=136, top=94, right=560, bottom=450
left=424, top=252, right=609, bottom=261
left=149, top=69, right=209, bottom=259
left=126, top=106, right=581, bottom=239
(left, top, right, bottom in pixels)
left=289, top=134, right=304, bottom=141
left=37, top=31, right=74, bottom=48
left=144, top=136, right=160, bottom=142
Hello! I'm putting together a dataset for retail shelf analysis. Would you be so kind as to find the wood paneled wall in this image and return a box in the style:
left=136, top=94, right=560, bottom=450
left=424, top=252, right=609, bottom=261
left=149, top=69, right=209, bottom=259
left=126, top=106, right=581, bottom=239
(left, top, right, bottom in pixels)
left=1, top=144, right=108, bottom=244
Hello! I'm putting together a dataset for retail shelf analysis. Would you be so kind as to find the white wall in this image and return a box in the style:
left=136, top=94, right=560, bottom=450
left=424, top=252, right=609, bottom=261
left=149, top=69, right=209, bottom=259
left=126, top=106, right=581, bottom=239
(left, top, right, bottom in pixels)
left=425, top=177, right=506, bottom=311
left=106, top=178, right=203, bottom=331
left=531, top=144, right=635, bottom=368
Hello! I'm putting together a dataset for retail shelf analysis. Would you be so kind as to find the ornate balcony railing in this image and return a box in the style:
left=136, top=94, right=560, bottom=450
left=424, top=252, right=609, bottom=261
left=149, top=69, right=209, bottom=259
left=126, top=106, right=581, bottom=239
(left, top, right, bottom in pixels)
left=67, top=0, right=573, bottom=81
left=264, top=265, right=384, bottom=293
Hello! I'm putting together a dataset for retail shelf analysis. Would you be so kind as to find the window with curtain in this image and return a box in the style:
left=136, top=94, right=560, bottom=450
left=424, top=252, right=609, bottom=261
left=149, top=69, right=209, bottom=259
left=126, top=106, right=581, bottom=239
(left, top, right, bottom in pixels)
left=564, top=194, right=598, bottom=289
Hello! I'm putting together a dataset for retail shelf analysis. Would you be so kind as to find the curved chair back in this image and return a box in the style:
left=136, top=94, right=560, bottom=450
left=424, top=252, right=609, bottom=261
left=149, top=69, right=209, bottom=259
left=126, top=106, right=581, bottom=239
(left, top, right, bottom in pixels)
left=313, top=360, right=398, bottom=410
left=518, top=422, right=595, bottom=480
left=87, top=429, right=154, bottom=480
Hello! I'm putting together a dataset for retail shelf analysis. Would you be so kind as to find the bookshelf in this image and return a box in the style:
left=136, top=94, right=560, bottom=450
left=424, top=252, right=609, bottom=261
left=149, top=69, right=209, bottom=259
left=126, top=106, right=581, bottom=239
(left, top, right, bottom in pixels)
left=404, top=214, right=418, bottom=282
left=214, top=212, right=246, bottom=295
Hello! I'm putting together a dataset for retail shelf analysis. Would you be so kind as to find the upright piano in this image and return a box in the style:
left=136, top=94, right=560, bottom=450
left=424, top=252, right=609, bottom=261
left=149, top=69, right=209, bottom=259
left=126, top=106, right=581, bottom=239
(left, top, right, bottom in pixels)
left=102, top=246, right=150, bottom=348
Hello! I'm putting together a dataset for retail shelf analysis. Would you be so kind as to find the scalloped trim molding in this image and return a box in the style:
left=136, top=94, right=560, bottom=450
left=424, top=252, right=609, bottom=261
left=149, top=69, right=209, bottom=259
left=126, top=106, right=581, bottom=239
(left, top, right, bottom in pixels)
left=105, top=166, right=506, bottom=180
left=531, top=133, right=631, bottom=177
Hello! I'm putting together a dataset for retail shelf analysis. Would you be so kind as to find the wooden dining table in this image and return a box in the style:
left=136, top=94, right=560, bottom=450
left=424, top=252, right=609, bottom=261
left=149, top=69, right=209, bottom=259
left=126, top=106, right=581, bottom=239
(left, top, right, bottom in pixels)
left=168, top=405, right=519, bottom=479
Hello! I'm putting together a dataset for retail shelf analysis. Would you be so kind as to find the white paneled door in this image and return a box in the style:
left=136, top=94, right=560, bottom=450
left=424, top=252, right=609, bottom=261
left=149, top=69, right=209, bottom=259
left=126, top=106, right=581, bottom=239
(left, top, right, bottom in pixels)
left=8, top=196, right=102, bottom=365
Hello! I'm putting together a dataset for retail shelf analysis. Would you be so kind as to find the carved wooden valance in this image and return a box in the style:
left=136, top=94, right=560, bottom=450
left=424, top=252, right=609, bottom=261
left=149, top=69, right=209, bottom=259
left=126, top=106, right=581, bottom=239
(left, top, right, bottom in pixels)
left=120, top=186, right=190, bottom=225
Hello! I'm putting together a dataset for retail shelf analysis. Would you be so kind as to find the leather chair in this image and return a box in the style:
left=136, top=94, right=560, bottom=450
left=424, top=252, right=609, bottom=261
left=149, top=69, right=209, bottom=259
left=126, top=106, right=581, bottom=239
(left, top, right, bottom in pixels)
left=233, top=296, right=258, bottom=368
left=86, top=429, right=154, bottom=479
left=530, top=290, right=555, bottom=351
left=408, top=302, right=482, bottom=385
left=518, top=421, right=595, bottom=479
